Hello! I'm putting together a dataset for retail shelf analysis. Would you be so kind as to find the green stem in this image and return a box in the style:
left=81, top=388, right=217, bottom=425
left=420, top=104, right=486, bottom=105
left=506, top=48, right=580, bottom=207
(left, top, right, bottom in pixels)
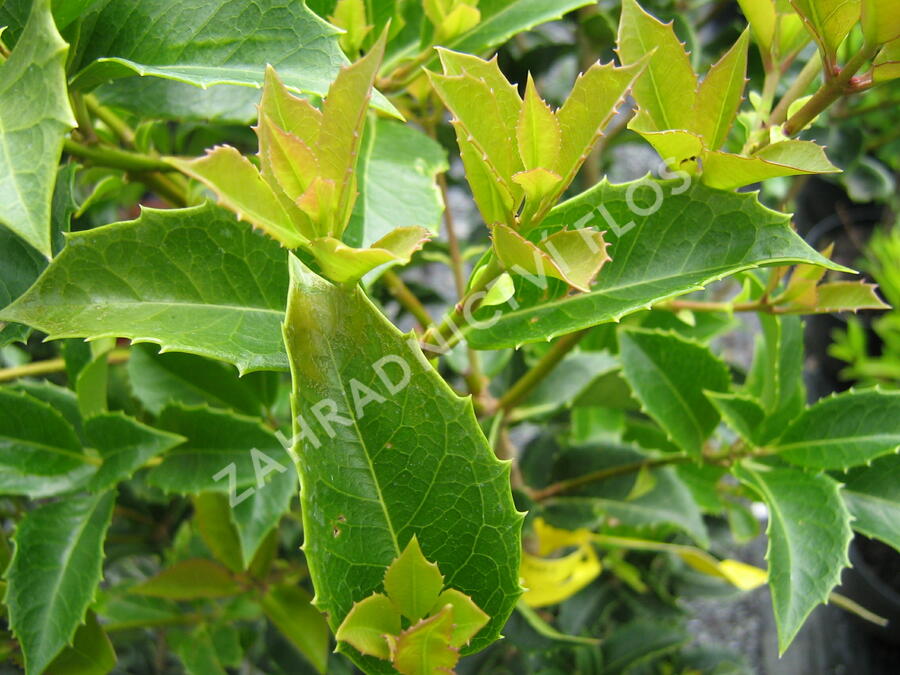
left=381, top=269, right=434, bottom=328
left=770, top=51, right=822, bottom=125
left=70, top=93, right=98, bottom=144
left=497, top=328, right=590, bottom=414
left=0, top=348, right=131, bottom=383
left=86, top=95, right=136, bottom=146
left=530, top=455, right=692, bottom=501
left=63, top=138, right=174, bottom=173
left=783, top=45, right=879, bottom=137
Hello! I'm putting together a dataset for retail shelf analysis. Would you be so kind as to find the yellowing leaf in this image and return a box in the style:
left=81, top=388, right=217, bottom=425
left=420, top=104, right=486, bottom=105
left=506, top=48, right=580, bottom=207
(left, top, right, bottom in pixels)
left=170, top=147, right=308, bottom=247
left=718, top=559, right=769, bottom=590
left=532, top=517, right=594, bottom=556
left=616, top=0, right=697, bottom=131
left=335, top=593, right=402, bottom=660
left=692, top=29, right=750, bottom=150
left=431, top=588, right=490, bottom=648
left=383, top=536, right=445, bottom=623
left=391, top=605, right=460, bottom=675
left=517, top=75, right=560, bottom=171
left=520, top=546, right=602, bottom=607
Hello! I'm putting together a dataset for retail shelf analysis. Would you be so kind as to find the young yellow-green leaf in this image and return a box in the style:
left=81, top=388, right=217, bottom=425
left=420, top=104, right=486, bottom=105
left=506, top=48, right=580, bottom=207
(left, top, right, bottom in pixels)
left=331, top=0, right=372, bottom=55
left=630, top=128, right=705, bottom=170
left=555, top=59, right=645, bottom=193
left=392, top=605, right=460, bottom=675
left=0, top=388, right=93, bottom=493
left=618, top=328, right=731, bottom=456
left=335, top=593, right=403, bottom=660
left=734, top=464, right=851, bottom=654
left=702, top=140, right=839, bottom=190
left=454, top=118, right=518, bottom=226
left=737, top=0, right=777, bottom=52
left=492, top=224, right=609, bottom=292
left=520, top=544, right=602, bottom=608
left=130, top=559, right=241, bottom=599
left=861, top=0, right=900, bottom=45
left=85, top=412, right=185, bottom=492
left=692, top=29, right=750, bottom=150
left=317, top=30, right=387, bottom=234
left=45, top=612, right=116, bottom=675
left=705, top=391, right=766, bottom=445
left=0, top=204, right=290, bottom=373
left=464, top=179, right=844, bottom=349
left=616, top=0, right=697, bottom=131
left=258, top=65, right=323, bottom=148
left=307, top=226, right=430, bottom=284
left=873, top=37, right=900, bottom=82
left=783, top=280, right=890, bottom=313
left=776, top=389, right=900, bottom=469
left=0, top=0, right=75, bottom=257
left=284, top=257, right=522, bottom=668
left=431, top=588, right=490, bottom=648
left=517, top=75, right=560, bottom=171
left=262, top=585, right=331, bottom=674
left=840, top=455, right=900, bottom=551
left=5, top=491, right=115, bottom=675
left=257, top=114, right=319, bottom=204
left=170, top=147, right=308, bottom=248
left=791, top=0, right=861, bottom=62
left=384, top=536, right=445, bottom=622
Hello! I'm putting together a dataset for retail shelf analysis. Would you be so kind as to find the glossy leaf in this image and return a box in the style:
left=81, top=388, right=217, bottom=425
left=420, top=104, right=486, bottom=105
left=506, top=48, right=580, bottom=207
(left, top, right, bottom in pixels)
left=0, top=0, right=75, bottom=256
left=618, top=328, right=731, bottom=456
left=692, top=29, right=750, bottom=150
left=0, top=204, right=289, bottom=373
left=464, top=179, right=842, bottom=349
left=840, top=455, right=900, bottom=551
left=735, top=464, right=852, bottom=653
left=517, top=75, right=560, bottom=172
left=262, top=585, right=330, bottom=673
left=146, top=405, right=293, bottom=495
left=0, top=388, right=94, bottom=494
left=68, top=0, right=396, bottom=115
left=85, top=412, right=185, bottom=492
left=284, top=257, right=522, bottom=667
left=777, top=389, right=900, bottom=469
left=791, top=0, right=861, bottom=61
left=5, top=492, right=115, bottom=675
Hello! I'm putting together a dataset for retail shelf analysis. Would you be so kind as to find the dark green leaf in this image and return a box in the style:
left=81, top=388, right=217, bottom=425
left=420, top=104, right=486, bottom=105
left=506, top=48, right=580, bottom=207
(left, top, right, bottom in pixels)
left=618, top=328, right=730, bottom=456
left=5, top=491, right=115, bottom=675
left=465, top=180, right=841, bottom=348
left=169, top=626, right=228, bottom=675
left=735, top=464, right=851, bottom=653
left=262, top=585, right=330, bottom=674
left=0, top=204, right=289, bottom=373
left=841, top=455, right=900, bottom=551
left=131, top=559, right=240, bottom=600
left=44, top=612, right=116, bottom=675
left=777, top=390, right=900, bottom=470
left=0, top=227, right=45, bottom=347
left=284, top=257, right=522, bottom=667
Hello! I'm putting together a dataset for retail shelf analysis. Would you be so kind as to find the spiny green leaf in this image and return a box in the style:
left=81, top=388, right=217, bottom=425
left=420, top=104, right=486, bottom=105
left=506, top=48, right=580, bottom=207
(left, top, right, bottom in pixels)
left=616, top=0, right=697, bottom=131
left=702, top=140, right=839, bottom=190
left=5, top=491, right=115, bottom=675
left=146, top=404, right=293, bottom=495
left=0, top=388, right=94, bottom=494
left=284, top=256, right=522, bottom=667
left=307, top=226, right=430, bottom=284
left=336, top=593, right=403, bottom=660
left=704, top=391, right=766, bottom=445
left=618, top=328, right=731, bottom=456
left=0, top=227, right=46, bottom=347
left=464, top=179, right=843, bottom=349
left=0, top=0, right=75, bottom=256
left=779, top=280, right=890, bottom=314
left=262, top=585, right=331, bottom=673
left=735, top=464, right=851, bottom=653
left=776, top=389, right=900, bottom=469
left=130, top=559, right=240, bottom=599
left=392, top=605, right=460, bottom=675
left=840, top=455, right=900, bottom=551
left=0, top=204, right=289, bottom=374
left=85, top=412, right=185, bottom=492
left=68, top=0, right=397, bottom=116
left=383, top=536, right=445, bottom=622
left=692, top=29, right=750, bottom=150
